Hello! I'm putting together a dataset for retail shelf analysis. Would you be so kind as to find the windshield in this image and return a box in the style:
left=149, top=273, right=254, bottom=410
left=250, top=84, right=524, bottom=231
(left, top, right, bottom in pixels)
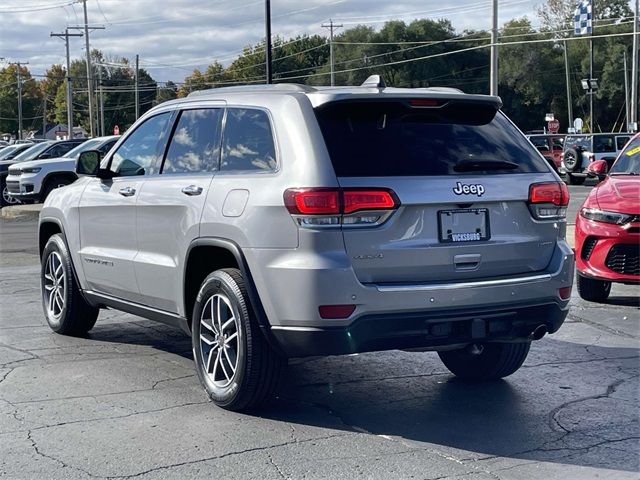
left=13, top=142, right=53, bottom=161
left=0, top=145, right=25, bottom=161
left=610, top=138, right=640, bottom=175
left=63, top=138, right=103, bottom=159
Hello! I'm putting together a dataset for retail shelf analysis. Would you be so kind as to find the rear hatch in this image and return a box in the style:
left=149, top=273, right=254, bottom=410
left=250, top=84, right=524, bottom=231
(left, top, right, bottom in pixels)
left=314, top=97, right=562, bottom=284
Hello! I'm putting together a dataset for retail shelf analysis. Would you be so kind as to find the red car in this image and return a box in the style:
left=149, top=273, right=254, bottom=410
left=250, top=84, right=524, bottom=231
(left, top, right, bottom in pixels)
left=575, top=133, right=640, bottom=302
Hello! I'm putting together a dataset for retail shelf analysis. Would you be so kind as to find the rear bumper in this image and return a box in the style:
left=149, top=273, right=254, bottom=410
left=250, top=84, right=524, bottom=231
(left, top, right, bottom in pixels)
left=245, top=240, right=574, bottom=356
left=270, top=301, right=567, bottom=357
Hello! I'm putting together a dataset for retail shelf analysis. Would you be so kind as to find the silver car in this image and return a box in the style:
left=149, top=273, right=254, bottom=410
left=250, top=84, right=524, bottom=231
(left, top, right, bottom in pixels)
left=38, top=76, right=574, bottom=411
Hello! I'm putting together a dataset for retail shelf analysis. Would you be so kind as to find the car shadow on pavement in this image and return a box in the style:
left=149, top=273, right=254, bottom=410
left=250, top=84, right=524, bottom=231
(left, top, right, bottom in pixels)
left=260, top=338, right=639, bottom=473
left=83, top=318, right=638, bottom=473
left=86, top=318, right=193, bottom=360
left=604, top=295, right=640, bottom=307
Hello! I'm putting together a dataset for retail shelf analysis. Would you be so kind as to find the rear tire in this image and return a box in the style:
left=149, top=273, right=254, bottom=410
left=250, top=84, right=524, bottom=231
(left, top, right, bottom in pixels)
left=192, top=268, right=284, bottom=411
left=438, top=342, right=531, bottom=380
left=577, top=274, right=611, bottom=302
left=41, top=234, right=99, bottom=335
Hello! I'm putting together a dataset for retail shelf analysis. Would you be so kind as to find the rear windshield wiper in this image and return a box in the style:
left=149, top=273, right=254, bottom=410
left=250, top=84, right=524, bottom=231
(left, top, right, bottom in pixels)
left=453, top=159, right=519, bottom=172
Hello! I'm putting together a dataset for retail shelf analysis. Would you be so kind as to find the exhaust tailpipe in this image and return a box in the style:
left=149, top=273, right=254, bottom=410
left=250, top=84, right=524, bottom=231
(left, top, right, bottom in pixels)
left=529, top=325, right=548, bottom=341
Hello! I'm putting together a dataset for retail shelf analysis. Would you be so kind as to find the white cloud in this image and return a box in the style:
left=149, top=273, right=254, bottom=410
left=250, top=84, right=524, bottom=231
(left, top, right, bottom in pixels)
left=1, top=0, right=542, bottom=83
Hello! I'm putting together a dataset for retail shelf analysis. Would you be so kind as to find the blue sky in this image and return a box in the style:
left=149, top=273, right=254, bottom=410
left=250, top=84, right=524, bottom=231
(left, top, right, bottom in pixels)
left=0, top=0, right=595, bottom=83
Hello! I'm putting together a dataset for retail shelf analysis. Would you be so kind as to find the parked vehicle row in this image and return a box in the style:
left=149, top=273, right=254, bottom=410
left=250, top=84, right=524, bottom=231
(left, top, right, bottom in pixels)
left=0, top=139, right=86, bottom=206
left=6, top=135, right=119, bottom=203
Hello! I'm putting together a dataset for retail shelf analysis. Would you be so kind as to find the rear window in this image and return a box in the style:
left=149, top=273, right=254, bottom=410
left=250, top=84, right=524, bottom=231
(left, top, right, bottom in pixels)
left=314, top=101, right=547, bottom=176
left=565, top=135, right=591, bottom=151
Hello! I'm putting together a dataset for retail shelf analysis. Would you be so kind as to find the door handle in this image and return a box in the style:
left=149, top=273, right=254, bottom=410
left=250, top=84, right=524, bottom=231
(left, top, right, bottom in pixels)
left=118, top=186, right=136, bottom=197
left=181, top=185, right=203, bottom=196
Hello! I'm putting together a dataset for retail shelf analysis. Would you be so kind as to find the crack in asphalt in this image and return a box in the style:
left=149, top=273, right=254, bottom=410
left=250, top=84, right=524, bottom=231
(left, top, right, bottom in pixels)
left=27, top=428, right=101, bottom=479
left=266, top=451, right=289, bottom=479
left=109, top=433, right=351, bottom=479
left=566, top=312, right=639, bottom=339
left=522, top=354, right=638, bottom=369
left=5, top=400, right=209, bottom=436
left=151, top=374, right=195, bottom=390
left=549, top=374, right=638, bottom=433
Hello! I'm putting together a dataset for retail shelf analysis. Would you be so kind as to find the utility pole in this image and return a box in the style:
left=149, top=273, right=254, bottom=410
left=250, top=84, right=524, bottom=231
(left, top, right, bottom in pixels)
left=322, top=19, right=343, bottom=86
left=134, top=54, right=139, bottom=120
left=42, top=95, right=47, bottom=139
left=82, top=0, right=94, bottom=136
left=624, top=50, right=630, bottom=131
left=51, top=29, right=83, bottom=139
left=631, top=0, right=639, bottom=130
left=490, top=0, right=498, bottom=96
left=98, top=66, right=104, bottom=136
left=12, top=61, right=29, bottom=141
left=563, top=41, right=573, bottom=130
left=586, top=1, right=597, bottom=133
left=69, top=2, right=105, bottom=137
left=265, top=0, right=272, bottom=84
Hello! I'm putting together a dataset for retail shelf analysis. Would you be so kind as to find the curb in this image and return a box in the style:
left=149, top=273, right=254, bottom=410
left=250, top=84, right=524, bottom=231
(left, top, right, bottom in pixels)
left=1, top=204, right=42, bottom=222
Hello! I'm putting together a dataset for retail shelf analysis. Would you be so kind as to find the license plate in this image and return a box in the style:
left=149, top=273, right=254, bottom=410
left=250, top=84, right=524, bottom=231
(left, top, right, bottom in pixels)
left=438, top=208, right=490, bottom=243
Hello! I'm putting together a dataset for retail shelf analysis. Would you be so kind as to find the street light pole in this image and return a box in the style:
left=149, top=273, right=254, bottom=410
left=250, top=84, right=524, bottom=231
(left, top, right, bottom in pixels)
left=631, top=0, right=639, bottom=129
left=490, top=0, right=499, bottom=96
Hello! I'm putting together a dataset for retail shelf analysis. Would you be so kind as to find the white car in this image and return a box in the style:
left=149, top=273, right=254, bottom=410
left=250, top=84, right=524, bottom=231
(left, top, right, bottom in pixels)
left=6, top=136, right=119, bottom=202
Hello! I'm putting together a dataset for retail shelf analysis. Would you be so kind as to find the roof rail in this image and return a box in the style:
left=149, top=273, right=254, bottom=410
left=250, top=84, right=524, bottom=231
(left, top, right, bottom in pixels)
left=187, top=83, right=316, bottom=97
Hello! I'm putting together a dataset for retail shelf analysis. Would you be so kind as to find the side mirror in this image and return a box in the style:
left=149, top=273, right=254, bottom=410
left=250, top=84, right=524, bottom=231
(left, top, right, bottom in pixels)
left=587, top=159, right=608, bottom=180
left=76, top=150, right=101, bottom=176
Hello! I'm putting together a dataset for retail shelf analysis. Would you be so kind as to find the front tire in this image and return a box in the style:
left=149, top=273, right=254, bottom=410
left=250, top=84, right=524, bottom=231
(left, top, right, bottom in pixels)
left=577, top=274, right=611, bottom=302
left=438, top=342, right=531, bottom=380
left=1, top=181, right=20, bottom=207
left=192, top=268, right=284, bottom=411
left=41, top=234, right=99, bottom=335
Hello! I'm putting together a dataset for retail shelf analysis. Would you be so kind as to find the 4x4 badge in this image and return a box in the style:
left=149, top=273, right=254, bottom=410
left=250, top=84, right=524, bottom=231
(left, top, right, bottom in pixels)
left=453, top=182, right=485, bottom=196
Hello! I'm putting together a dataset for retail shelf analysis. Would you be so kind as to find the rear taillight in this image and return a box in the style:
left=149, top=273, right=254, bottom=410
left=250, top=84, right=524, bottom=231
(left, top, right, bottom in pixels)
left=528, top=182, right=569, bottom=220
left=284, top=188, right=399, bottom=228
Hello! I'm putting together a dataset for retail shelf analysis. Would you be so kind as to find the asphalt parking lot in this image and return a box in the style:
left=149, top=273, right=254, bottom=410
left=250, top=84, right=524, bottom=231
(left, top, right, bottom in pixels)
left=0, top=184, right=638, bottom=480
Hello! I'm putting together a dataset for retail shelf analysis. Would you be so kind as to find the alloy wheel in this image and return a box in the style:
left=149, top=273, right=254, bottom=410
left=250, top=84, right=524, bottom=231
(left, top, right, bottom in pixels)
left=43, top=251, right=66, bottom=319
left=199, top=293, right=240, bottom=388
left=2, top=186, right=20, bottom=205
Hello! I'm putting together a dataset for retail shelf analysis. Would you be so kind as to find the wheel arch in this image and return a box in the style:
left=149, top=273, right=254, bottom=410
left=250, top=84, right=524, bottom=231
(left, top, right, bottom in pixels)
left=42, top=171, right=78, bottom=188
left=183, top=238, right=283, bottom=355
left=39, top=217, right=64, bottom=258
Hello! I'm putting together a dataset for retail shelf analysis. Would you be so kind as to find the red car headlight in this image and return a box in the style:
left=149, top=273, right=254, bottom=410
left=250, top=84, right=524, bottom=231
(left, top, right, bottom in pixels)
left=580, top=208, right=636, bottom=225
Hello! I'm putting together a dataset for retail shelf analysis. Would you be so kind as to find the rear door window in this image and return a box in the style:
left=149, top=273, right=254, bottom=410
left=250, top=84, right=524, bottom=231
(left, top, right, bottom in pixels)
left=220, top=108, right=277, bottom=172
left=315, top=101, right=547, bottom=176
left=616, top=136, right=632, bottom=150
left=162, top=108, right=222, bottom=174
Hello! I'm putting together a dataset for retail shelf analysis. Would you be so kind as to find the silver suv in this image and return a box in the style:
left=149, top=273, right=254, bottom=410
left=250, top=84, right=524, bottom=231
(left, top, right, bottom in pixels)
left=38, top=77, right=574, bottom=411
